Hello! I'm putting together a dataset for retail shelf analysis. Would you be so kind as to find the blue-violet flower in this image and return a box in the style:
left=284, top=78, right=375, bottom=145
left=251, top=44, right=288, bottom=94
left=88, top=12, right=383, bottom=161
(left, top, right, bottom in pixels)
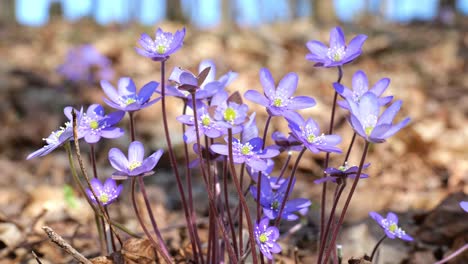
left=109, top=141, right=164, bottom=177
left=369, top=211, right=413, bottom=241
left=135, top=27, right=185, bottom=61
left=255, top=217, right=282, bottom=260
left=86, top=178, right=123, bottom=206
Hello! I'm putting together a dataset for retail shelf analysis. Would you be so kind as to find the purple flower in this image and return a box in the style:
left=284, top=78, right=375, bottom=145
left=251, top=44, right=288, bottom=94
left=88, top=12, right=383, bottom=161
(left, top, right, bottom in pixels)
left=189, top=143, right=224, bottom=168
left=255, top=217, right=282, bottom=260
left=210, top=137, right=279, bottom=171
left=247, top=159, right=286, bottom=190
left=135, top=27, right=185, bottom=61
left=165, top=60, right=237, bottom=100
left=66, top=104, right=124, bottom=144
left=271, top=131, right=303, bottom=153
left=108, top=141, right=164, bottom=177
left=86, top=178, right=123, bottom=206
left=177, top=104, right=225, bottom=143
left=287, top=113, right=342, bottom=153
left=306, top=26, right=367, bottom=67
left=101, top=77, right=160, bottom=112
left=461, top=201, right=468, bottom=212
left=369, top=212, right=413, bottom=241
left=251, top=175, right=311, bottom=221
left=57, top=44, right=114, bottom=83
left=333, top=70, right=393, bottom=110
left=347, top=92, right=410, bottom=143
left=27, top=121, right=73, bottom=160
left=244, top=68, right=315, bottom=119
left=211, top=91, right=249, bottom=130
left=314, top=163, right=370, bottom=184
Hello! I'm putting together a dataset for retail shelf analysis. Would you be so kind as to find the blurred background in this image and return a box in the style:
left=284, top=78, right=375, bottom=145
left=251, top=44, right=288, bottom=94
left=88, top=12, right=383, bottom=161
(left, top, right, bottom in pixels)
left=0, top=0, right=467, bottom=263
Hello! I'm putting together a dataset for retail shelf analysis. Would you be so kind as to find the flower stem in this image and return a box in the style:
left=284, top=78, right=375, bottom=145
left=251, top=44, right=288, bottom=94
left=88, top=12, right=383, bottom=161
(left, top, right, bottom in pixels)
left=238, top=163, right=245, bottom=257
left=275, top=152, right=292, bottom=184
left=274, top=147, right=306, bottom=227
left=181, top=102, right=203, bottom=264
left=256, top=115, right=272, bottom=222
left=434, top=243, right=468, bottom=264
left=369, top=234, right=387, bottom=262
left=129, top=112, right=136, bottom=141
left=191, top=94, right=238, bottom=262
left=227, top=128, right=259, bottom=264
left=322, top=141, right=370, bottom=264
left=137, top=176, right=171, bottom=259
left=222, top=157, right=239, bottom=257
left=320, top=65, right=343, bottom=255
left=343, top=132, right=356, bottom=165
left=131, top=178, right=173, bottom=263
left=89, top=144, right=99, bottom=179
left=159, top=60, right=198, bottom=257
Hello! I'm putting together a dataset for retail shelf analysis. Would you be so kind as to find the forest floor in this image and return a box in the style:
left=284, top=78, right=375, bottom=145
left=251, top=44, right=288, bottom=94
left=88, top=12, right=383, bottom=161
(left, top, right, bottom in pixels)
left=0, top=18, right=467, bottom=263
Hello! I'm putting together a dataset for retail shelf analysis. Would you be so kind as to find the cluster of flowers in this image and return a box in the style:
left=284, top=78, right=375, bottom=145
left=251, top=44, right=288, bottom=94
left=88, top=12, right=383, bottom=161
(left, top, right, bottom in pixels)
left=27, top=26, right=468, bottom=263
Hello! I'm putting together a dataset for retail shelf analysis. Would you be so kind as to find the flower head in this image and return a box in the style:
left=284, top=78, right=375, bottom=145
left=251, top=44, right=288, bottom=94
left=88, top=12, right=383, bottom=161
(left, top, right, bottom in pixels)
left=306, top=26, right=367, bottom=67
left=251, top=175, right=311, bottom=221
left=177, top=104, right=225, bottom=143
left=287, top=113, right=342, bottom=153
left=66, top=104, right=124, bottom=144
left=271, top=131, right=303, bottom=153
left=369, top=212, right=413, bottom=241
left=333, top=70, right=393, bottom=110
left=57, top=44, right=114, bottom=83
left=247, top=159, right=286, bottom=190
left=86, top=178, right=123, bottom=206
left=245, top=68, right=315, bottom=119
left=255, top=217, right=282, bottom=260
left=347, top=92, right=410, bottom=143
left=210, top=137, right=279, bottom=171
left=165, top=60, right=237, bottom=100
left=109, top=141, right=164, bottom=177
left=211, top=91, right=249, bottom=131
left=135, top=27, right=185, bottom=61
left=461, top=201, right=468, bottom=212
left=101, top=77, right=160, bottom=112
left=314, top=162, right=370, bottom=184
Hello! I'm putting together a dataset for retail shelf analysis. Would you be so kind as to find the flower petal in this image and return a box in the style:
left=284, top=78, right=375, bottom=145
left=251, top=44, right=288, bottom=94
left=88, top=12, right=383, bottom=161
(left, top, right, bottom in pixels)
left=259, top=68, right=276, bottom=99
left=288, top=96, right=316, bottom=110
left=128, top=141, right=145, bottom=163
left=118, top=77, right=137, bottom=96
left=244, top=90, right=269, bottom=107
left=277, top=72, right=298, bottom=99
left=108, top=148, right=129, bottom=173
left=376, top=100, right=402, bottom=126
left=330, top=26, right=345, bottom=49
left=101, top=80, right=120, bottom=103
left=370, top=78, right=390, bottom=97
left=138, top=81, right=159, bottom=103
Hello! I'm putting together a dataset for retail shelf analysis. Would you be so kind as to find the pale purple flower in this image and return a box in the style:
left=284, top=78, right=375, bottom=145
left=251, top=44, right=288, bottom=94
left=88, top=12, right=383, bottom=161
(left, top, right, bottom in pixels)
left=347, top=92, right=410, bottom=143
left=255, top=217, right=282, bottom=260
left=57, top=44, right=114, bottom=83
left=245, top=68, right=315, bottom=119
left=101, top=77, right=160, bottom=112
left=369, top=212, right=413, bottom=241
left=306, top=26, right=367, bottom=67
left=247, top=159, right=286, bottom=190
left=108, top=141, right=164, bottom=177
left=210, top=137, right=279, bottom=171
left=461, top=201, right=468, bottom=212
left=66, top=104, right=124, bottom=144
left=251, top=175, right=311, bottom=221
left=135, top=27, right=185, bottom=61
left=314, top=163, right=370, bottom=184
left=177, top=104, right=225, bottom=143
left=271, top=131, right=303, bottom=153
left=211, top=91, right=249, bottom=131
left=287, top=113, right=342, bottom=153
left=333, top=70, right=393, bottom=110
left=165, top=60, right=237, bottom=100
left=27, top=121, right=73, bottom=160
left=86, top=178, right=123, bottom=206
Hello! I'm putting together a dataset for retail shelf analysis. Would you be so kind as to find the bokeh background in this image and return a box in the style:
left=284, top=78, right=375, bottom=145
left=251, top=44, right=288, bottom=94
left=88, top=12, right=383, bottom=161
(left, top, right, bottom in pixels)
left=0, top=0, right=467, bottom=263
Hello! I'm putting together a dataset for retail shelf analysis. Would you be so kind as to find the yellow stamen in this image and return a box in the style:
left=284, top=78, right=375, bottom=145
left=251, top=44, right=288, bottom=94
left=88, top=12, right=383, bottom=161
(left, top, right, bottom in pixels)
left=89, top=120, right=99, bottom=130
left=224, top=107, right=236, bottom=123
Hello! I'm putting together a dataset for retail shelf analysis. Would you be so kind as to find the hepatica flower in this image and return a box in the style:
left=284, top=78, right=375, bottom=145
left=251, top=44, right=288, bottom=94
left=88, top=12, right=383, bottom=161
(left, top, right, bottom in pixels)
left=211, top=91, right=249, bottom=130
left=306, top=26, right=367, bottom=67
left=101, top=77, right=160, bottom=112
left=255, top=217, right=282, bottom=260
left=27, top=120, right=73, bottom=160
left=369, top=212, right=413, bottom=241
left=461, top=201, right=468, bottom=212
left=135, top=27, right=185, bottom=61
left=109, top=141, right=164, bottom=177
left=347, top=92, right=410, bottom=143
left=245, top=68, right=315, bottom=119
left=177, top=104, right=225, bottom=143
left=333, top=70, right=393, bottom=110
left=287, top=113, right=342, bottom=153
left=251, top=175, right=311, bottom=220
left=211, top=137, right=279, bottom=171
left=271, top=131, right=303, bottom=153
left=67, top=104, right=124, bottom=144
left=86, top=178, right=123, bottom=206
left=57, top=44, right=114, bottom=83
left=166, top=60, right=237, bottom=100
left=314, top=162, right=370, bottom=184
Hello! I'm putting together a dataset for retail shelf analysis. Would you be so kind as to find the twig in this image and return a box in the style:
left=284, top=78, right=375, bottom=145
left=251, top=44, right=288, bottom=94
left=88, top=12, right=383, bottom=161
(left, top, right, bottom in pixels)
left=42, top=226, right=92, bottom=264
left=31, top=250, right=43, bottom=264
